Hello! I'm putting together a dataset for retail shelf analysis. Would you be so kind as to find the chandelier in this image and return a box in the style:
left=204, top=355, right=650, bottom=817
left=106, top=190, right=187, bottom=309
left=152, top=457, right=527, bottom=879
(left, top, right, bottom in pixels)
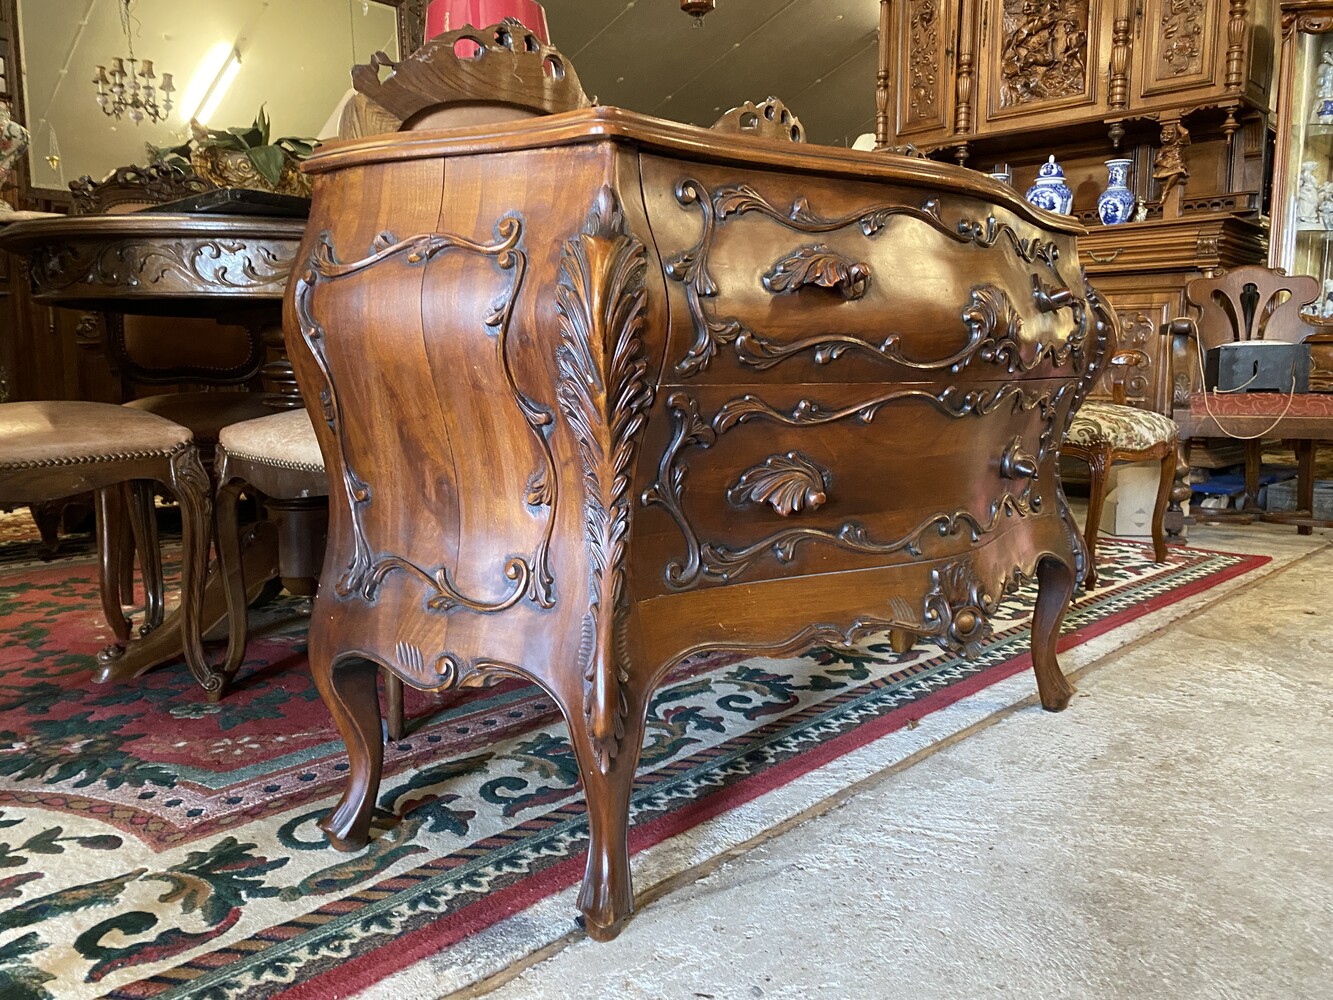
left=92, top=1, right=174, bottom=125
left=680, top=1, right=716, bottom=27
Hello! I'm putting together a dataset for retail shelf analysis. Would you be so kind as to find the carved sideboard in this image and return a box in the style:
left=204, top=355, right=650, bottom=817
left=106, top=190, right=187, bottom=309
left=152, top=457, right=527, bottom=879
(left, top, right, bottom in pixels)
left=289, top=107, right=1110, bottom=939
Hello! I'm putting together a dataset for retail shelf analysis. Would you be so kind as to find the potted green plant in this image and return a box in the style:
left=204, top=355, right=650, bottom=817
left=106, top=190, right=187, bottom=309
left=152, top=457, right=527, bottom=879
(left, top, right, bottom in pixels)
left=148, top=107, right=315, bottom=196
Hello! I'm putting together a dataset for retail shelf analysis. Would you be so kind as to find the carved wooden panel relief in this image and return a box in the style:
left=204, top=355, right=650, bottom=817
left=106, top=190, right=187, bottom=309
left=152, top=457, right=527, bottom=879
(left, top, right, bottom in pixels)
left=1158, top=0, right=1206, bottom=76
left=907, top=1, right=940, bottom=124
left=1134, top=0, right=1220, bottom=99
left=897, top=0, right=953, bottom=138
left=999, top=0, right=1092, bottom=108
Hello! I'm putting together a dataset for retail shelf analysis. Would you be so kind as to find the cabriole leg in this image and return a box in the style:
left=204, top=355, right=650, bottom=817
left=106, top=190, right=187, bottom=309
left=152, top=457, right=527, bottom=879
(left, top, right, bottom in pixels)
left=556, top=676, right=650, bottom=941
left=316, top=640, right=384, bottom=852
left=1031, top=555, right=1076, bottom=712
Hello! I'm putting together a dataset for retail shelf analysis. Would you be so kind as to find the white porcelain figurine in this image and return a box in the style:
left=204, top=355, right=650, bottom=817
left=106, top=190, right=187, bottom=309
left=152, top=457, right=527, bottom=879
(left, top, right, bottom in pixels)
left=1298, top=161, right=1321, bottom=224
left=1314, top=51, right=1333, bottom=122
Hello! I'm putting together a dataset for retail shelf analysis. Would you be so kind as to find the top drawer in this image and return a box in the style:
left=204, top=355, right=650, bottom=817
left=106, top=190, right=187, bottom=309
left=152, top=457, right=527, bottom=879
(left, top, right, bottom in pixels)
left=641, top=156, right=1088, bottom=386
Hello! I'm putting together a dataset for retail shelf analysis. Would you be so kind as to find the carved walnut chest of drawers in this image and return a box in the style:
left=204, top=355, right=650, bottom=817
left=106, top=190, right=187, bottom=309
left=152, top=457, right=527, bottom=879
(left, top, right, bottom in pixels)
left=287, top=105, right=1108, bottom=939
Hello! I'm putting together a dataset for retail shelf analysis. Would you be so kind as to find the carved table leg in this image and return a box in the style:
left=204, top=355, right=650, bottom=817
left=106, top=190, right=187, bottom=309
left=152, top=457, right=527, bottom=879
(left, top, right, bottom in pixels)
left=315, top=643, right=384, bottom=852
left=1031, top=556, right=1076, bottom=712
left=93, top=519, right=279, bottom=685
left=94, top=487, right=132, bottom=647
left=264, top=497, right=328, bottom=596
left=1296, top=438, right=1315, bottom=537
left=558, top=675, right=652, bottom=942
left=128, top=480, right=164, bottom=633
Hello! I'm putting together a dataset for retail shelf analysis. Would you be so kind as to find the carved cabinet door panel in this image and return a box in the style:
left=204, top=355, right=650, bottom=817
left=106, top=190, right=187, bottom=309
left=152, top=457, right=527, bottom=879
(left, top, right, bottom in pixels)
left=974, top=0, right=1115, bottom=134
left=1130, top=0, right=1226, bottom=109
left=894, top=0, right=959, bottom=143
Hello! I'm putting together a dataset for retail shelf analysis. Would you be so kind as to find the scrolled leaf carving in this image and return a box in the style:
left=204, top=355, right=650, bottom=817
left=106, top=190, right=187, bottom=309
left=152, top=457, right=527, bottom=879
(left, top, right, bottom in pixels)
left=728, top=452, right=831, bottom=516
left=555, top=185, right=655, bottom=774
left=762, top=245, right=871, bottom=300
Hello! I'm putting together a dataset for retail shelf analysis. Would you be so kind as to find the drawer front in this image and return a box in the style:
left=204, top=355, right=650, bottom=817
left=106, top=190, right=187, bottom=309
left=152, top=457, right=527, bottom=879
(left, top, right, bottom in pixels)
left=635, top=378, right=1080, bottom=595
left=640, top=156, right=1089, bottom=386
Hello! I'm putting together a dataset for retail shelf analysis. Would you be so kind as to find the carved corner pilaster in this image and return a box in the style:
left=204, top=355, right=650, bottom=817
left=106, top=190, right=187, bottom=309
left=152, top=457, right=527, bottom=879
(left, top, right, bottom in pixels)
left=555, top=185, right=655, bottom=774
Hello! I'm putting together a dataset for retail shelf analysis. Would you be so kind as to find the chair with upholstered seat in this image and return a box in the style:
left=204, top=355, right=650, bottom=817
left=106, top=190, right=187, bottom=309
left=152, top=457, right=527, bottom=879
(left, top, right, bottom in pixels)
left=213, top=408, right=404, bottom=736
left=0, top=401, right=217, bottom=692
left=1063, top=349, right=1178, bottom=589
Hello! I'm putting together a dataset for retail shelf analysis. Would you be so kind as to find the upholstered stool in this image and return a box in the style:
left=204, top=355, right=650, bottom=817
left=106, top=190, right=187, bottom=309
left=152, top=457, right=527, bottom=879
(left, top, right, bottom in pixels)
left=215, top=409, right=404, bottom=737
left=1064, top=399, right=1178, bottom=589
left=0, top=401, right=216, bottom=691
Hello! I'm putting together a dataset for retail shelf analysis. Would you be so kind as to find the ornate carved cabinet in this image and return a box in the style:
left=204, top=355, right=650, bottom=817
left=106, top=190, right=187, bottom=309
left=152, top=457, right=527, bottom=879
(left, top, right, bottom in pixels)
left=881, top=0, right=1275, bottom=156
left=292, top=101, right=1110, bottom=938
left=879, top=0, right=1276, bottom=418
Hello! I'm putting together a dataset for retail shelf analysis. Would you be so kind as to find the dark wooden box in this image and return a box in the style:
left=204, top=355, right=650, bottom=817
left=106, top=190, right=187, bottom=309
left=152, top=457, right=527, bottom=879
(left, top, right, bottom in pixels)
left=1204, top=343, right=1311, bottom=393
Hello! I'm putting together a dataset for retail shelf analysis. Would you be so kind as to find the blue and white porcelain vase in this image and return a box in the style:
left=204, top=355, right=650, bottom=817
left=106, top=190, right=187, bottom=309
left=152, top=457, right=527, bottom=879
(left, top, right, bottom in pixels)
left=1025, top=155, right=1073, bottom=214
left=1096, top=157, right=1135, bottom=226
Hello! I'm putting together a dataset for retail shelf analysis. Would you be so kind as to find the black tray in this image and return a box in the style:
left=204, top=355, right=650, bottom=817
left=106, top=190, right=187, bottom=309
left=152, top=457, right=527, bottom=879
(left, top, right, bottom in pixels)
left=140, top=188, right=311, bottom=218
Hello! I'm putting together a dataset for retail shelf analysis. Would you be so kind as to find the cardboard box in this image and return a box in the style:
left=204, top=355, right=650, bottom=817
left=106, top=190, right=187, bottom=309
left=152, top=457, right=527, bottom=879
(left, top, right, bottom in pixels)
left=1099, top=463, right=1166, bottom=537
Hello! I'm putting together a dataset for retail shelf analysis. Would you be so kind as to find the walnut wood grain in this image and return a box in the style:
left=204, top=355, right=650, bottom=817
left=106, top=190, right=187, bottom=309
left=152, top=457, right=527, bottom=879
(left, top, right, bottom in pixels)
left=290, top=106, right=1104, bottom=940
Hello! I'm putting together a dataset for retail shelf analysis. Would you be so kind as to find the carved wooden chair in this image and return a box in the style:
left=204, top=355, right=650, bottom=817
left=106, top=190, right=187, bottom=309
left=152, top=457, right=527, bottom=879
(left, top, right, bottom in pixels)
left=1166, top=265, right=1333, bottom=534
left=0, top=401, right=216, bottom=692
left=212, top=408, right=405, bottom=737
left=1063, top=350, right=1177, bottom=588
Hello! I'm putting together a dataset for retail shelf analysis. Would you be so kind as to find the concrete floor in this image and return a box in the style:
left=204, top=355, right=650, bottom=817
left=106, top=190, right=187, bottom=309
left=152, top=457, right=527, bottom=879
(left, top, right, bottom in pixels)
left=466, top=522, right=1333, bottom=1000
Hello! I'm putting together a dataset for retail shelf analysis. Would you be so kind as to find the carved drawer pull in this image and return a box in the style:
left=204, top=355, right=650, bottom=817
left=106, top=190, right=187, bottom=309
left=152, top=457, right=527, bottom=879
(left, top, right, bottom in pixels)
left=728, top=451, right=832, bottom=516
left=1000, top=437, right=1038, bottom=480
left=1031, top=273, right=1075, bottom=313
left=1087, top=248, right=1123, bottom=264
left=762, top=245, right=871, bottom=301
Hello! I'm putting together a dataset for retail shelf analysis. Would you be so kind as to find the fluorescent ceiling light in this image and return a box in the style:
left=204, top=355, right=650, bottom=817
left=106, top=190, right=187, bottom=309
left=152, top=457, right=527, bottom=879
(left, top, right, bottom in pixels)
left=196, top=49, right=241, bottom=124
left=178, top=42, right=240, bottom=123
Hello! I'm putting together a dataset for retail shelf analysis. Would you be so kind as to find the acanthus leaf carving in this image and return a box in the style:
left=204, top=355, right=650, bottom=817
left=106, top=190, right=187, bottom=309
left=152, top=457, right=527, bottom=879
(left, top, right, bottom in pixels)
left=727, top=452, right=831, bottom=516
left=761, top=244, right=871, bottom=300
left=555, top=185, right=655, bottom=774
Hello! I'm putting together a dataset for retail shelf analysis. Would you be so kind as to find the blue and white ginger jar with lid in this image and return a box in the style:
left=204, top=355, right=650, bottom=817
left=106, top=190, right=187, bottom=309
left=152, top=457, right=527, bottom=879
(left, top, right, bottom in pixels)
left=1025, top=155, right=1074, bottom=215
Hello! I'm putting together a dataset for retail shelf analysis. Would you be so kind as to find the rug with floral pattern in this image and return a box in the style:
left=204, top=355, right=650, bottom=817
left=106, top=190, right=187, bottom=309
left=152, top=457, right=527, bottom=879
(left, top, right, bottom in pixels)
left=0, top=535, right=1268, bottom=999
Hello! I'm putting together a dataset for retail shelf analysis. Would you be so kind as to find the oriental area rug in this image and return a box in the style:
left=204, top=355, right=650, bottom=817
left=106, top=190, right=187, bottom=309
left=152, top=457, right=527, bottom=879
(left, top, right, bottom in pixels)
left=0, top=527, right=1269, bottom=1000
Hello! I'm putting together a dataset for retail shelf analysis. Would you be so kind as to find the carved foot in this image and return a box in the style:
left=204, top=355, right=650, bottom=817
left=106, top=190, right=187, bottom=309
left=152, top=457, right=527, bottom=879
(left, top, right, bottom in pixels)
left=556, top=672, right=650, bottom=940
left=889, top=628, right=916, bottom=655
left=576, top=863, right=636, bottom=941
left=96, top=643, right=126, bottom=666
left=312, top=646, right=383, bottom=854
left=1031, top=556, right=1076, bottom=712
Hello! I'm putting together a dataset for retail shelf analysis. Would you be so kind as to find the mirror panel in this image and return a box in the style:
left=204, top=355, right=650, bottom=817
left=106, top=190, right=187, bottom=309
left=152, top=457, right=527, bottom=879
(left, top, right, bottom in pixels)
left=17, top=0, right=410, bottom=194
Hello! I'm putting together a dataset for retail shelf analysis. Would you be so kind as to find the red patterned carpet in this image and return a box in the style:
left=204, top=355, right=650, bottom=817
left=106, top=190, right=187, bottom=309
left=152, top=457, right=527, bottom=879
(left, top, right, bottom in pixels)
left=0, top=519, right=1270, bottom=1000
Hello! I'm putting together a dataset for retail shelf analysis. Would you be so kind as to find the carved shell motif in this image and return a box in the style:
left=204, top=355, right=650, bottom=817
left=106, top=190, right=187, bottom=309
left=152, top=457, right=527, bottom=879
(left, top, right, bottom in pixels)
left=728, top=452, right=832, bottom=516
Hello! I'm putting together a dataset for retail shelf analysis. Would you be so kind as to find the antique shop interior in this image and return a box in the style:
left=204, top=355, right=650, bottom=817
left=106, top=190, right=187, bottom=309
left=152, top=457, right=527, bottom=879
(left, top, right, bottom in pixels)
left=0, top=2, right=1328, bottom=998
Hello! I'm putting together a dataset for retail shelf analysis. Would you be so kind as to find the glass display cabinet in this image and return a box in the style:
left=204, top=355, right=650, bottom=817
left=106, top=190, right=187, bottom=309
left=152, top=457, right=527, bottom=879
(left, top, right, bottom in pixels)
left=1273, top=2, right=1333, bottom=386
left=1273, top=3, right=1333, bottom=311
